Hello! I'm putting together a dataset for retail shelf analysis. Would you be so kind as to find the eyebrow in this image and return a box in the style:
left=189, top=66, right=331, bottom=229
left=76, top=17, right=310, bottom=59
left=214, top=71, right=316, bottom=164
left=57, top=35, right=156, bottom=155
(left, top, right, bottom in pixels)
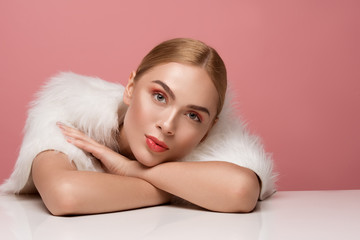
left=152, top=80, right=176, bottom=100
left=187, top=105, right=210, bottom=116
left=152, top=80, right=210, bottom=117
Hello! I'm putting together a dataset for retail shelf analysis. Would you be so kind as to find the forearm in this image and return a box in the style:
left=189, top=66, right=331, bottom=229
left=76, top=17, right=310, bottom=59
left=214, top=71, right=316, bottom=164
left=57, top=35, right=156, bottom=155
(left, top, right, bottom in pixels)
left=131, top=161, right=260, bottom=213
left=56, top=124, right=259, bottom=212
left=32, top=151, right=171, bottom=215
left=56, top=171, right=171, bottom=215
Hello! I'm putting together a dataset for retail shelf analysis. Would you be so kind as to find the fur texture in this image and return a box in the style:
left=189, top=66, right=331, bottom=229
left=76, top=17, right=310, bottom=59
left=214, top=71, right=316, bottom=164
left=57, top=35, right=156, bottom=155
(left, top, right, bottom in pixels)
left=0, top=72, right=277, bottom=200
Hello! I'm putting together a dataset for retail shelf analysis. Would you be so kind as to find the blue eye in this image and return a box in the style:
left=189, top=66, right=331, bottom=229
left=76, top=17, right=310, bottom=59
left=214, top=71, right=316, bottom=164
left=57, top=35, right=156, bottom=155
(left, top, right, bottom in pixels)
left=187, top=112, right=201, bottom=122
left=153, top=93, right=166, bottom=103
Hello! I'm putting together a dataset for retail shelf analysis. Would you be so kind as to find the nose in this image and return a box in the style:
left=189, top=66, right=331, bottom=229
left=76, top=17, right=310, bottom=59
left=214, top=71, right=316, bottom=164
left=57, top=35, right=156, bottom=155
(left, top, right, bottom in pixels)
left=156, top=111, right=176, bottom=136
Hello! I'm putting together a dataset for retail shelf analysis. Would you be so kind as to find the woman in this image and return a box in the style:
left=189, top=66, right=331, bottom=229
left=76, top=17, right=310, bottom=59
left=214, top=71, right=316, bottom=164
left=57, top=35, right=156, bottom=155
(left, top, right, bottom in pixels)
left=1, top=38, right=276, bottom=215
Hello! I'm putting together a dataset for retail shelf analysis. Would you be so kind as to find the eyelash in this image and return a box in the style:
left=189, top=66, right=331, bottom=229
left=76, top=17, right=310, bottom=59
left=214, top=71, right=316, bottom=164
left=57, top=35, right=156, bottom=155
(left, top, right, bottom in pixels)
left=186, top=112, right=202, bottom=123
left=152, top=91, right=167, bottom=103
left=151, top=90, right=202, bottom=123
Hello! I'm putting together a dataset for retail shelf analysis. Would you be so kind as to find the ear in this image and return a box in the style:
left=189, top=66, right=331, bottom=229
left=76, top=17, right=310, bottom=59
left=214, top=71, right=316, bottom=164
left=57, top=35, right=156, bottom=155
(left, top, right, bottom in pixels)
left=200, top=117, right=218, bottom=143
left=123, top=71, right=136, bottom=105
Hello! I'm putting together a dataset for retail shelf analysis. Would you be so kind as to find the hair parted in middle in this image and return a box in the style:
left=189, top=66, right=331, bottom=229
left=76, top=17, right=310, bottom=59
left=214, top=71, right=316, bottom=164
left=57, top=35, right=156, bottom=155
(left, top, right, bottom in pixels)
left=134, top=38, right=227, bottom=117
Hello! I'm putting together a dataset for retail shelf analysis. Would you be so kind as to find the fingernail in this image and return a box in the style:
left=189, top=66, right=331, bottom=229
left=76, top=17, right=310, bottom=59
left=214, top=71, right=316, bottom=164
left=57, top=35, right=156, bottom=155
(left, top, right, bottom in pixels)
left=56, top=123, right=66, bottom=131
left=56, top=122, right=66, bottom=128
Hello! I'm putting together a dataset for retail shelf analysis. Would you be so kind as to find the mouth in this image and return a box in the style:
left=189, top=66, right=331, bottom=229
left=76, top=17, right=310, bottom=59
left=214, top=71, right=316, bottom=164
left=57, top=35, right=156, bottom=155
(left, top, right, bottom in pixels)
left=145, top=135, right=169, bottom=153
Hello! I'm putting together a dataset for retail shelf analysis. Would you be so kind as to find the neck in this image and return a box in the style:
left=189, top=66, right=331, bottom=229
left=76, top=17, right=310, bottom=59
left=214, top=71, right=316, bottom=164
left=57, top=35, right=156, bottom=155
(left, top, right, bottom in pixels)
left=117, top=124, right=136, bottom=160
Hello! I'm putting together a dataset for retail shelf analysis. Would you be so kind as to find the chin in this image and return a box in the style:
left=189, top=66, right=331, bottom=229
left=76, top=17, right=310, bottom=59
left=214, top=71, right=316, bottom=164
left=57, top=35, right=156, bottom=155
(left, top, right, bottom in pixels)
left=139, top=159, right=163, bottom=167
left=134, top=152, right=163, bottom=167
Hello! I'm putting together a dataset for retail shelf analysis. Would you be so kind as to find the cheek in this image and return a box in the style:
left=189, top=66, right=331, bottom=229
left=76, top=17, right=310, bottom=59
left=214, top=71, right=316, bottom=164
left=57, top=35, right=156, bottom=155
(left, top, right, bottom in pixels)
left=126, top=95, right=156, bottom=126
left=172, top=126, right=207, bottom=157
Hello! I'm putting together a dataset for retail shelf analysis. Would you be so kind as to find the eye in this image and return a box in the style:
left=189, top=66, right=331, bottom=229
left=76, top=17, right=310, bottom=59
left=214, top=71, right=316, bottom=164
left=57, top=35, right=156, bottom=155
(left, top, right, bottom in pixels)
left=153, top=92, right=166, bottom=103
left=187, top=112, right=201, bottom=122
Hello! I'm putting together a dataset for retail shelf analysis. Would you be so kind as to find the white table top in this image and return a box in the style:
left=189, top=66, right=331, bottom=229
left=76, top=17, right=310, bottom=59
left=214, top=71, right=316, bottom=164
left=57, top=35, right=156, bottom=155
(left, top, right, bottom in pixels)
left=0, top=190, right=359, bottom=240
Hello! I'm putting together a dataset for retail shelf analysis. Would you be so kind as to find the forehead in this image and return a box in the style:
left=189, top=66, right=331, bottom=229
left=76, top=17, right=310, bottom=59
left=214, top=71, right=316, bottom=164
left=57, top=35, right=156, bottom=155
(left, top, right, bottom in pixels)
left=137, top=62, right=218, bottom=115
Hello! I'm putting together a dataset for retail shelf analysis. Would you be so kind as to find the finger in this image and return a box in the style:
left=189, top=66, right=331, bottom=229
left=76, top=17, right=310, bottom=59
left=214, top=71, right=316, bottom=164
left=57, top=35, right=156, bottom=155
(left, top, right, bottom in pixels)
left=57, top=123, right=91, bottom=141
left=66, top=136, right=101, bottom=154
left=57, top=122, right=83, bottom=135
left=56, top=122, right=106, bottom=154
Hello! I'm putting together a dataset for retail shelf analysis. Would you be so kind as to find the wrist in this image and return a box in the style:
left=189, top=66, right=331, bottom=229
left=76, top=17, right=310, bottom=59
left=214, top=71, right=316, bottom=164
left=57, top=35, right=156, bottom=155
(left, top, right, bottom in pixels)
left=126, top=160, right=148, bottom=178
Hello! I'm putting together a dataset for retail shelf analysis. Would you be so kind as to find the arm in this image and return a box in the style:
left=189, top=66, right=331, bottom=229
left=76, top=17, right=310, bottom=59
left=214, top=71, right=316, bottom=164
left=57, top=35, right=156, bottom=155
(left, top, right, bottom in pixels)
left=59, top=123, right=260, bottom=213
left=32, top=151, right=171, bottom=216
left=129, top=160, right=260, bottom=213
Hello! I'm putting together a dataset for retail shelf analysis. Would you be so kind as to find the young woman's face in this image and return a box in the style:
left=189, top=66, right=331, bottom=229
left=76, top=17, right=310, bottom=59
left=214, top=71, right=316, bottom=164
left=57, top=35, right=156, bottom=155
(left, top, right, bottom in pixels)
left=121, top=62, right=219, bottom=167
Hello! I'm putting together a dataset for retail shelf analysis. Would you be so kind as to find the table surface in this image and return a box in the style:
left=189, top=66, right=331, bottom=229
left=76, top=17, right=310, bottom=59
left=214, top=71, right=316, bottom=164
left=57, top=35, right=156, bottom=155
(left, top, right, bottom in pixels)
left=0, top=190, right=359, bottom=240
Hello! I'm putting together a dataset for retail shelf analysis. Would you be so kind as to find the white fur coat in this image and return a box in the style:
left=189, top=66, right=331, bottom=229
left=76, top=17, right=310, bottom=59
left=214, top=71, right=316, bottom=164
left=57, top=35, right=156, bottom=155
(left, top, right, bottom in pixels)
left=0, top=72, right=277, bottom=200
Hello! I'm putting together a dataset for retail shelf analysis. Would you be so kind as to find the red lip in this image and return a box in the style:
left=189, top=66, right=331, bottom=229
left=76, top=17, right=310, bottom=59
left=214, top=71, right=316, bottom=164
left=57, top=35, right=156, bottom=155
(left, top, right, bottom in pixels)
left=145, top=135, right=169, bottom=152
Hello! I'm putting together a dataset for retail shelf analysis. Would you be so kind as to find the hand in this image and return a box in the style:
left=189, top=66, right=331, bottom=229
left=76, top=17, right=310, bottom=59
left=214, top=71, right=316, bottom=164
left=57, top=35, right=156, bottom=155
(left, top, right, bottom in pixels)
left=56, top=122, right=135, bottom=176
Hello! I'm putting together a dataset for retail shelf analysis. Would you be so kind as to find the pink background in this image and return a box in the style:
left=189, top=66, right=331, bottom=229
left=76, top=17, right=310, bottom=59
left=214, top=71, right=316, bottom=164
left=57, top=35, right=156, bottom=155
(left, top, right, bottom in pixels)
left=1, top=0, right=359, bottom=191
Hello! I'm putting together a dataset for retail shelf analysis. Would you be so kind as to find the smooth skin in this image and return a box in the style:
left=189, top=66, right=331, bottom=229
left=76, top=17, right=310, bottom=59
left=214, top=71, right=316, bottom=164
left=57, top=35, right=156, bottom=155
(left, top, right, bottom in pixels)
left=32, top=151, right=171, bottom=215
left=33, top=137, right=259, bottom=215
left=32, top=63, right=260, bottom=215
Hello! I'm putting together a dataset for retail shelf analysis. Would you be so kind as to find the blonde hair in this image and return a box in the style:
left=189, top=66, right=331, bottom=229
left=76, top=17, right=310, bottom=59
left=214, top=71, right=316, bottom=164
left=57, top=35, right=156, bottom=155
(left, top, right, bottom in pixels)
left=135, top=38, right=227, bottom=117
